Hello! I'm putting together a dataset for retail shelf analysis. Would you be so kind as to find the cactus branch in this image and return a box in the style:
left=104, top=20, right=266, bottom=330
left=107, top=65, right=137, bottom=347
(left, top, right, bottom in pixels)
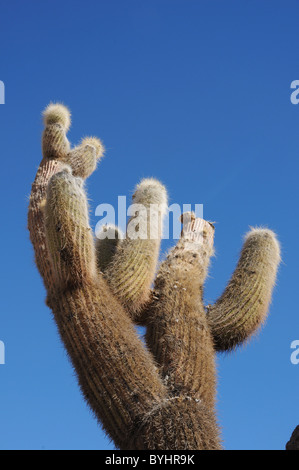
left=206, top=228, right=281, bottom=351
left=145, top=215, right=217, bottom=405
left=63, top=137, right=104, bottom=179
left=103, top=178, right=168, bottom=321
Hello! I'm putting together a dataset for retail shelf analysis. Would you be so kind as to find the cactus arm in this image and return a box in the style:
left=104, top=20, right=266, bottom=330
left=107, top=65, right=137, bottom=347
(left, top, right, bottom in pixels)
left=63, top=137, right=104, bottom=179
left=103, top=178, right=168, bottom=321
left=143, top=214, right=222, bottom=448
left=145, top=214, right=216, bottom=403
left=28, top=104, right=73, bottom=291
left=206, top=228, right=281, bottom=352
left=28, top=104, right=104, bottom=291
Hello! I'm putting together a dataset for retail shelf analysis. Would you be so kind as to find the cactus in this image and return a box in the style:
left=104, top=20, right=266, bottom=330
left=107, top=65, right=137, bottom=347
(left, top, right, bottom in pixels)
left=28, top=103, right=281, bottom=450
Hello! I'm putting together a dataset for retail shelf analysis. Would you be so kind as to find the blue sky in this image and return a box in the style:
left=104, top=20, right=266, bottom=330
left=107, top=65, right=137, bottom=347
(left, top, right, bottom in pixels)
left=0, top=0, right=298, bottom=450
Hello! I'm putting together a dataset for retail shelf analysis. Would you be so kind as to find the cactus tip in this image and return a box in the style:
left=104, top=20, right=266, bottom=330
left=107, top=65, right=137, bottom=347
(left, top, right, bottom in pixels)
left=43, top=103, right=71, bottom=131
left=133, top=178, right=168, bottom=209
left=81, top=137, right=105, bottom=159
left=245, top=227, right=281, bottom=261
left=96, top=224, right=123, bottom=240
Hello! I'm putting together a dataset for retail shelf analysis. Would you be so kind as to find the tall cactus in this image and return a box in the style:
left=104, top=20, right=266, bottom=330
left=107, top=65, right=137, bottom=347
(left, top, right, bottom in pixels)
left=28, top=103, right=281, bottom=450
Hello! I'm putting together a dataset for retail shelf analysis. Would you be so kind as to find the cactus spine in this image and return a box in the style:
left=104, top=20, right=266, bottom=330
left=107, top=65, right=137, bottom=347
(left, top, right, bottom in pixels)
left=28, top=103, right=281, bottom=450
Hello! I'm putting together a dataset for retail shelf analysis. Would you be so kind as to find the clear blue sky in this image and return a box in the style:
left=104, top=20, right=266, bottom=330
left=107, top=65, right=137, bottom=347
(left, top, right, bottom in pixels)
left=0, top=0, right=298, bottom=450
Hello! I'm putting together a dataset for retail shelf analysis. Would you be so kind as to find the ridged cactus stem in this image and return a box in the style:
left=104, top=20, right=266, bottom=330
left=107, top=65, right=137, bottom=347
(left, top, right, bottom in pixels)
left=145, top=214, right=220, bottom=443
left=41, top=103, right=71, bottom=160
left=95, top=225, right=124, bottom=272
left=45, top=170, right=98, bottom=289
left=103, top=179, right=168, bottom=321
left=28, top=159, right=70, bottom=291
left=47, top=285, right=169, bottom=449
left=206, top=228, right=281, bottom=351
left=129, top=395, right=221, bottom=450
left=28, top=103, right=72, bottom=291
